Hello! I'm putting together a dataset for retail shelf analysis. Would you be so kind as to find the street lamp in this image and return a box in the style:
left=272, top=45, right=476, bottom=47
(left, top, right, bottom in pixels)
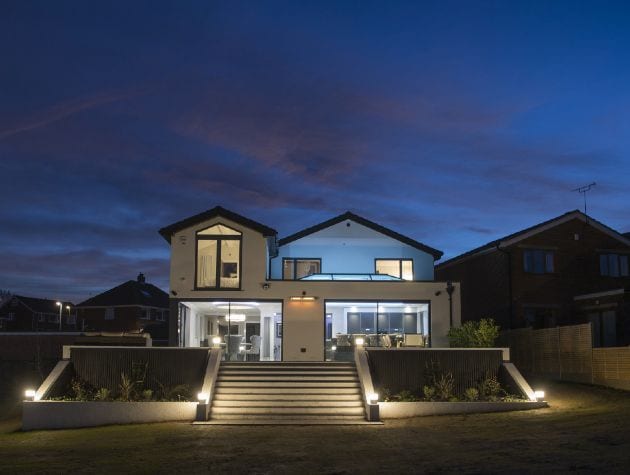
left=66, top=305, right=72, bottom=328
left=56, top=302, right=62, bottom=331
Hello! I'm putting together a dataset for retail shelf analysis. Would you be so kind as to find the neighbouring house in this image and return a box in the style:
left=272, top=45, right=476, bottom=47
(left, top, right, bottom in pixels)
left=436, top=210, right=630, bottom=347
left=159, top=206, right=461, bottom=361
left=0, top=295, right=77, bottom=331
left=76, top=274, right=169, bottom=341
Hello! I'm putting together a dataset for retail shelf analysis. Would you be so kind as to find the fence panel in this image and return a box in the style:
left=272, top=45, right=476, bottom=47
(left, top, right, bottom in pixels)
left=559, top=324, right=592, bottom=383
left=531, top=327, right=560, bottom=377
left=593, top=348, right=630, bottom=391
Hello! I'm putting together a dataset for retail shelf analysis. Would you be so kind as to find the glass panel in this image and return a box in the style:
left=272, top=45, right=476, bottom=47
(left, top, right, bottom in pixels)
left=620, top=255, right=629, bottom=277
left=401, top=260, right=413, bottom=280
left=375, top=260, right=401, bottom=278
left=197, top=224, right=241, bottom=235
left=403, top=313, right=418, bottom=333
left=609, top=254, right=619, bottom=277
left=361, top=313, right=376, bottom=333
left=283, top=259, right=294, bottom=279
left=533, top=251, right=545, bottom=274
left=197, top=240, right=217, bottom=287
left=602, top=311, right=617, bottom=347
left=599, top=254, right=608, bottom=276
left=220, top=240, right=240, bottom=288
left=296, top=259, right=320, bottom=279
left=545, top=252, right=554, bottom=273
left=389, top=313, right=403, bottom=332
left=347, top=313, right=361, bottom=334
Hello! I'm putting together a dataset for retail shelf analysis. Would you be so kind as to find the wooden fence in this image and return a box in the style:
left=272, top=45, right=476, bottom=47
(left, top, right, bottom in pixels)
left=499, top=323, right=630, bottom=390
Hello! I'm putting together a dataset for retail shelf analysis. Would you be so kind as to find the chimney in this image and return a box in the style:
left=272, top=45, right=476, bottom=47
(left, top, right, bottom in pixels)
left=137, top=273, right=146, bottom=284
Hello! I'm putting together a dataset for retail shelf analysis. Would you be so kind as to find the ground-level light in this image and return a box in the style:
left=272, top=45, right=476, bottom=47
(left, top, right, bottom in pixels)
left=367, top=392, right=379, bottom=404
left=534, top=390, right=545, bottom=401
left=25, top=389, right=36, bottom=401
left=197, top=392, right=209, bottom=404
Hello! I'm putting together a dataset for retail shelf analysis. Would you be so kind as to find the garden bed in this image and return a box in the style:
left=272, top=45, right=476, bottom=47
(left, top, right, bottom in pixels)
left=23, top=400, right=198, bottom=430
left=379, top=400, right=547, bottom=418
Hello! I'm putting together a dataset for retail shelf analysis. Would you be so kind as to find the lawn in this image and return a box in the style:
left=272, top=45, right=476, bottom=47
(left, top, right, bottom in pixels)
left=1, top=378, right=629, bottom=474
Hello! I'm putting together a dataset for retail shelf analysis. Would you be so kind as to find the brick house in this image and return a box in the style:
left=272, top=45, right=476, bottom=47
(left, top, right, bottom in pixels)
left=76, top=274, right=169, bottom=340
left=435, top=210, right=630, bottom=346
left=0, top=295, right=77, bottom=331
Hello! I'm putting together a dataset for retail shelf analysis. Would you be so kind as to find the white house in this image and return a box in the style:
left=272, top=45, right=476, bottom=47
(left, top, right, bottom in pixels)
left=159, top=206, right=461, bottom=361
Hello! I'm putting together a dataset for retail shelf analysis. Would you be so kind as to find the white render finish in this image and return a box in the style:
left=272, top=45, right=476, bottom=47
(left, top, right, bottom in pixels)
left=168, top=215, right=461, bottom=359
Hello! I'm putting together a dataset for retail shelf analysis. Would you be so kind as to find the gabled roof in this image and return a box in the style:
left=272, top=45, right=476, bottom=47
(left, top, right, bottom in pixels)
left=159, top=206, right=277, bottom=243
left=2, top=295, right=74, bottom=314
left=77, top=279, right=169, bottom=308
left=278, top=211, right=443, bottom=260
left=437, top=210, right=630, bottom=270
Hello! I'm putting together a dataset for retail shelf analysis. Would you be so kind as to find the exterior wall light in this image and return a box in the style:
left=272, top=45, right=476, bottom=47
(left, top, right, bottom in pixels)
left=331, top=345, right=337, bottom=351
left=211, top=337, right=222, bottom=346
left=197, top=392, right=209, bottom=404
left=25, top=389, right=37, bottom=401
left=534, top=390, right=545, bottom=401
left=355, top=337, right=365, bottom=346
left=289, top=296, right=317, bottom=301
left=367, top=393, right=379, bottom=404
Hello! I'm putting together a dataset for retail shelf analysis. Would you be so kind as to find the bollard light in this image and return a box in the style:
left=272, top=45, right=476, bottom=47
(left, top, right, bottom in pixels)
left=197, top=392, right=209, bottom=404
left=534, top=390, right=545, bottom=401
left=367, top=392, right=379, bottom=404
left=355, top=337, right=365, bottom=346
left=25, top=389, right=37, bottom=401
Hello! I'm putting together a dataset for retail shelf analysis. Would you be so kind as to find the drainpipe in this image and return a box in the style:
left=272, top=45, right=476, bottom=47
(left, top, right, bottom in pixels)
left=446, top=281, right=455, bottom=328
left=495, top=243, right=513, bottom=330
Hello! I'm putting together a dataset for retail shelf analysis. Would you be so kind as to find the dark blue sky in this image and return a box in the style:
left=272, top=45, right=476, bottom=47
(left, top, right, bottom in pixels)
left=1, top=1, right=629, bottom=302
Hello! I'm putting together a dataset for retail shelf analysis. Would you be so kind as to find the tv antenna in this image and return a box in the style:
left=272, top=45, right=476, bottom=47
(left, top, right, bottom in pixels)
left=572, top=182, right=596, bottom=217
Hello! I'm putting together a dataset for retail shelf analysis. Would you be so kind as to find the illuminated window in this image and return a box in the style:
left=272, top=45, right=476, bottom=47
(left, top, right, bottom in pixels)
left=375, top=259, right=414, bottom=280
left=196, top=224, right=242, bottom=289
left=283, top=258, right=321, bottom=280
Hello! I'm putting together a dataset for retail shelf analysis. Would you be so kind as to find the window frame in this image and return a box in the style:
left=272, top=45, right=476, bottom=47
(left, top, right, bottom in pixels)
left=599, top=253, right=629, bottom=277
left=104, top=307, right=115, bottom=320
left=282, top=258, right=322, bottom=280
left=374, top=258, right=414, bottom=281
left=522, top=249, right=555, bottom=274
left=195, top=223, right=243, bottom=290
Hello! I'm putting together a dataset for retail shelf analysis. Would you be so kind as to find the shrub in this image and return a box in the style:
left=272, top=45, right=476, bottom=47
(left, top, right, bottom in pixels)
left=434, top=372, right=455, bottom=401
left=448, top=318, right=500, bottom=348
left=119, top=373, right=135, bottom=401
left=397, top=390, right=420, bottom=402
left=166, top=384, right=193, bottom=402
left=422, top=385, right=436, bottom=401
left=70, top=378, right=93, bottom=401
left=94, top=388, right=111, bottom=401
left=141, top=389, right=153, bottom=401
left=463, top=387, right=479, bottom=401
left=479, top=374, right=502, bottom=401
left=381, top=387, right=393, bottom=402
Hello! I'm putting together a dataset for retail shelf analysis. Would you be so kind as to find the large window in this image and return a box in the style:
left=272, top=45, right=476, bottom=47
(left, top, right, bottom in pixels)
left=600, top=254, right=629, bottom=277
left=283, top=258, right=321, bottom=280
left=196, top=224, right=242, bottom=289
left=523, top=249, right=554, bottom=274
left=375, top=259, right=413, bottom=280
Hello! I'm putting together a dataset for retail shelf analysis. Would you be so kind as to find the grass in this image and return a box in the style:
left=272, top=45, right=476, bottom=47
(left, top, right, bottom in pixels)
left=1, top=378, right=629, bottom=473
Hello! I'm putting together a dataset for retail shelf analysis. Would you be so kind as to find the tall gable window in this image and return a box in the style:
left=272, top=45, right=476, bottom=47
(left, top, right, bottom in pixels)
left=196, top=224, right=242, bottom=289
left=523, top=249, right=554, bottom=274
left=375, top=259, right=413, bottom=280
left=283, top=258, right=321, bottom=280
left=600, top=254, right=629, bottom=277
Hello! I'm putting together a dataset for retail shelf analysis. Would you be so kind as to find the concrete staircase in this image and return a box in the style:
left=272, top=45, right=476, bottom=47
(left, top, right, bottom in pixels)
left=205, top=361, right=371, bottom=425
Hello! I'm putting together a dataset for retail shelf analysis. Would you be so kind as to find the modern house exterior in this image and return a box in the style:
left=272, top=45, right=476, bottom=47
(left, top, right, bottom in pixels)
left=436, top=210, right=630, bottom=347
left=0, top=295, right=76, bottom=331
left=159, top=206, right=461, bottom=361
left=76, top=274, right=169, bottom=340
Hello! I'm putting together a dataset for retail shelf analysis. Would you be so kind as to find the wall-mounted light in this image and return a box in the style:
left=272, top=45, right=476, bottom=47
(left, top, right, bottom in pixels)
left=290, top=296, right=317, bottom=301
left=262, top=283, right=270, bottom=290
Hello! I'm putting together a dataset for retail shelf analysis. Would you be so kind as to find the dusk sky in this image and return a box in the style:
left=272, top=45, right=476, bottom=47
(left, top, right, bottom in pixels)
left=1, top=1, right=629, bottom=302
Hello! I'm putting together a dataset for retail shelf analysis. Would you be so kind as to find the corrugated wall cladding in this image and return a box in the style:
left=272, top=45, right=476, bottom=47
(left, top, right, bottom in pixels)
left=70, top=348, right=209, bottom=393
left=367, top=349, right=503, bottom=395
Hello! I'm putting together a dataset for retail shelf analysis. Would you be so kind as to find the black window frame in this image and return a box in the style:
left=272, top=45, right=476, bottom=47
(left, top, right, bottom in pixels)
left=522, top=249, right=555, bottom=274
left=282, top=257, right=322, bottom=280
left=195, top=223, right=243, bottom=290
left=374, top=258, right=414, bottom=280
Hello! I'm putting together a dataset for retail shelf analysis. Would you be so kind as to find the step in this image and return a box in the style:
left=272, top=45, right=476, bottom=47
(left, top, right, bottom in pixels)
left=222, top=362, right=355, bottom=367
left=217, top=375, right=358, bottom=382
left=213, top=393, right=362, bottom=401
left=211, top=406, right=365, bottom=416
left=209, top=413, right=367, bottom=421
left=212, top=400, right=363, bottom=408
left=219, top=369, right=357, bottom=375
left=214, top=387, right=362, bottom=395
left=194, top=419, right=381, bottom=426
left=215, top=381, right=361, bottom=388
